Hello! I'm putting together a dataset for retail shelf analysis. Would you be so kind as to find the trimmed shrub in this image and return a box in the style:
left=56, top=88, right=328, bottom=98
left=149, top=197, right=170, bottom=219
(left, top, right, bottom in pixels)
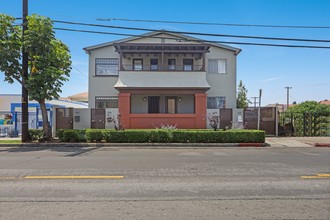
left=61, top=129, right=86, bottom=142
left=150, top=130, right=171, bottom=143
left=56, top=129, right=65, bottom=139
left=85, top=129, right=106, bottom=142
left=28, top=129, right=44, bottom=141
left=58, top=129, right=265, bottom=143
left=171, top=130, right=265, bottom=143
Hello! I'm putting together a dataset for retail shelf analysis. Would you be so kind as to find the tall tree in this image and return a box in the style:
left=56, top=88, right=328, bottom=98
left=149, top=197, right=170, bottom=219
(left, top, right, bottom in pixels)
left=236, top=80, right=250, bottom=108
left=0, top=14, right=71, bottom=140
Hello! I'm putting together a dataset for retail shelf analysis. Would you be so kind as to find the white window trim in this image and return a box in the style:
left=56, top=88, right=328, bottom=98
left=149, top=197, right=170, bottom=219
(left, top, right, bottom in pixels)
left=95, top=58, right=119, bottom=76
left=208, top=59, right=227, bottom=74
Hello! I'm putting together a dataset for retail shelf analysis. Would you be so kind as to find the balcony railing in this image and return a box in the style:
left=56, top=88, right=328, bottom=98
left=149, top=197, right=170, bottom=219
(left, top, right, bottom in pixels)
left=121, top=65, right=204, bottom=71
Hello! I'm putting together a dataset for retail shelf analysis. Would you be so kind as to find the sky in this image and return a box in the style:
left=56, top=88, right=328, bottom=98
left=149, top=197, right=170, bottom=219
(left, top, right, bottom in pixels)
left=1, top=0, right=329, bottom=106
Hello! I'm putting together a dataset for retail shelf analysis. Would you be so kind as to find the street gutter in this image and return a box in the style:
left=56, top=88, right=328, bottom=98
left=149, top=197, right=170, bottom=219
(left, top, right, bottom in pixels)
left=0, top=142, right=267, bottom=148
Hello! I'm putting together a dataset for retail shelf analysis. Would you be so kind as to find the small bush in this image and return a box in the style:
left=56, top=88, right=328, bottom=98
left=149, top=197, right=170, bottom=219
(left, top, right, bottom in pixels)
left=85, top=129, right=105, bottom=142
left=56, top=129, right=65, bottom=139
left=61, top=129, right=86, bottom=142
left=28, top=129, right=44, bottom=141
left=172, top=130, right=265, bottom=143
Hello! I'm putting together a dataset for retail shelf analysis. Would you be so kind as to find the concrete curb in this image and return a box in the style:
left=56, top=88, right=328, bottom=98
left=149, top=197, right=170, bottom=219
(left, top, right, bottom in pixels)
left=314, top=143, right=330, bottom=147
left=0, top=142, right=267, bottom=148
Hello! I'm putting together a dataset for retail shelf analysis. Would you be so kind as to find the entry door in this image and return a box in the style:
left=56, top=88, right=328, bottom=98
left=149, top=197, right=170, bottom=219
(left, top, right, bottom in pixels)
left=219, top=108, right=232, bottom=129
left=56, top=108, right=73, bottom=130
left=91, top=108, right=105, bottom=129
left=148, top=96, right=160, bottom=113
left=165, top=96, right=177, bottom=114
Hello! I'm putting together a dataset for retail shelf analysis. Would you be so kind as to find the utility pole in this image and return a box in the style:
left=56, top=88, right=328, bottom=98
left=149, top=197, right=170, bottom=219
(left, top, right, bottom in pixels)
left=21, top=0, right=29, bottom=142
left=257, top=89, right=262, bottom=130
left=251, top=96, right=259, bottom=108
left=284, top=86, right=292, bottom=111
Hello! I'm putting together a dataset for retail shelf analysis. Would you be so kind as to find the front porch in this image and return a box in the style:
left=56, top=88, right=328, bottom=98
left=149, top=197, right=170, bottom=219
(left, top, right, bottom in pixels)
left=118, top=92, right=207, bottom=129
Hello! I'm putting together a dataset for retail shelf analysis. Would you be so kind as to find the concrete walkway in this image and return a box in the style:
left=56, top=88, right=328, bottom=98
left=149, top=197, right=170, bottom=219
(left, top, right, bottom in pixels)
left=266, top=136, right=330, bottom=147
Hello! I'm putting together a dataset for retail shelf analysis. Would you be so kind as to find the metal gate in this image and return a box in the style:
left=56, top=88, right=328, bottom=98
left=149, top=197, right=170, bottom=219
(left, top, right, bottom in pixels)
left=56, top=108, right=73, bottom=130
left=279, top=112, right=329, bottom=136
left=244, top=107, right=277, bottom=135
left=219, top=108, right=233, bottom=129
left=91, top=108, right=105, bottom=129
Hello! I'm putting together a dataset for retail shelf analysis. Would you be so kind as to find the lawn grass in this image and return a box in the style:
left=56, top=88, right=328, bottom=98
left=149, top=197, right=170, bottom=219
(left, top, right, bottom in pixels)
left=0, top=140, right=22, bottom=144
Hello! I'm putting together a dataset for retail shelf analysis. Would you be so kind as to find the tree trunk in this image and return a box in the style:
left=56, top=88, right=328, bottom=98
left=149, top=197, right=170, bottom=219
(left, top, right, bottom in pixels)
left=39, top=100, right=52, bottom=141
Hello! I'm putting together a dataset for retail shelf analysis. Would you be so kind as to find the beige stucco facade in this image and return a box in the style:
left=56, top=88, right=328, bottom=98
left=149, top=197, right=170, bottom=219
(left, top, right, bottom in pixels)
left=84, top=31, right=240, bottom=129
left=85, top=31, right=240, bottom=110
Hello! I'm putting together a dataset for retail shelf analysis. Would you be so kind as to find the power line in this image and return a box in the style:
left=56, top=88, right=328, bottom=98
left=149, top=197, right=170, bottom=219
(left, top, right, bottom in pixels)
left=52, top=20, right=330, bottom=43
left=71, top=65, right=88, bottom=78
left=53, top=27, right=330, bottom=49
left=97, top=17, right=330, bottom=29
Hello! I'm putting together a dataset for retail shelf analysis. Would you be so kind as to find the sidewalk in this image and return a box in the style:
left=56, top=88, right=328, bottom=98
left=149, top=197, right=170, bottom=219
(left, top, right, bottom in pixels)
left=0, top=136, right=329, bottom=147
left=266, top=136, right=330, bottom=147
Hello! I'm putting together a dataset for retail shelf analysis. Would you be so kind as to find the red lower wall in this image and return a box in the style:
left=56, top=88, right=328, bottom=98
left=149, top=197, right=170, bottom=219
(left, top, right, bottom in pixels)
left=118, top=92, right=207, bottom=129
left=129, top=114, right=197, bottom=129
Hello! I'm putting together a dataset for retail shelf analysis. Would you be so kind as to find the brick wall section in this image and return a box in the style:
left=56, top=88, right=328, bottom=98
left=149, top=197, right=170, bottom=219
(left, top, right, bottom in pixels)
left=118, top=93, right=131, bottom=129
left=195, top=93, right=207, bottom=128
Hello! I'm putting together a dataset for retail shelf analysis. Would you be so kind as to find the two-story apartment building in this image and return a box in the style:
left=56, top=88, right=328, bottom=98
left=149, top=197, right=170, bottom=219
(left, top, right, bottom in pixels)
left=84, top=31, right=241, bottom=129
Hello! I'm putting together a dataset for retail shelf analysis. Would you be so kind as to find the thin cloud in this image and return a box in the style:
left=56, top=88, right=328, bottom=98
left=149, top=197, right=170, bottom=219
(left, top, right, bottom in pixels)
left=261, top=77, right=281, bottom=82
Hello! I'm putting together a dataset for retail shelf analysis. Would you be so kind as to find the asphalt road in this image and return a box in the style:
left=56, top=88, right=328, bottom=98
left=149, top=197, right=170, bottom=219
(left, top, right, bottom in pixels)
left=0, top=146, right=329, bottom=220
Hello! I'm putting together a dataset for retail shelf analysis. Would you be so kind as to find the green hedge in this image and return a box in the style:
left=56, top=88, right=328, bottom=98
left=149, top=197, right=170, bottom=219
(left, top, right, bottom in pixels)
left=61, top=129, right=86, bottom=142
left=59, top=129, right=265, bottom=143
left=28, top=129, right=44, bottom=141
left=172, top=130, right=265, bottom=143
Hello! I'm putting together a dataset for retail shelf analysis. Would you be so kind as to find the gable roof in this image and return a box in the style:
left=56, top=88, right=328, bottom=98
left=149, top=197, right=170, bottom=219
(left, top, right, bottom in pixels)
left=83, top=30, right=241, bottom=55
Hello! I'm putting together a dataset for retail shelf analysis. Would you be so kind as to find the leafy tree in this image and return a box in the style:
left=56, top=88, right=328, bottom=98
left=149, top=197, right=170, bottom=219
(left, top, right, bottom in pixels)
left=0, top=14, right=71, bottom=140
left=287, top=101, right=329, bottom=116
left=236, top=80, right=250, bottom=108
left=285, top=101, right=330, bottom=136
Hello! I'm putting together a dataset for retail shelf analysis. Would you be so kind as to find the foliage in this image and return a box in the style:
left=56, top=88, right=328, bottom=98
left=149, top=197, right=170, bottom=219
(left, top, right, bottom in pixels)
left=205, top=112, right=219, bottom=131
left=171, top=130, right=264, bottom=143
left=287, top=101, right=330, bottom=116
left=107, top=114, right=125, bottom=130
left=157, top=123, right=177, bottom=130
left=226, top=122, right=247, bottom=130
left=56, top=129, right=65, bottom=140
left=61, top=129, right=86, bottom=142
left=0, top=14, right=21, bottom=84
left=282, top=101, right=330, bottom=136
left=85, top=129, right=105, bottom=142
left=0, top=14, right=72, bottom=140
left=28, top=129, right=44, bottom=141
left=61, top=129, right=265, bottom=143
left=236, top=80, right=250, bottom=108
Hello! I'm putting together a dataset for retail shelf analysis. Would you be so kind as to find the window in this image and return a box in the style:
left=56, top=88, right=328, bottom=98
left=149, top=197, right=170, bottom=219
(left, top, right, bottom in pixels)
left=207, top=97, right=226, bottom=109
left=95, top=96, right=118, bottom=108
left=168, top=59, right=176, bottom=70
left=150, top=59, right=158, bottom=70
left=133, top=59, right=143, bottom=70
left=95, top=58, right=118, bottom=76
left=165, top=96, right=177, bottom=113
left=148, top=96, right=160, bottom=113
left=208, top=59, right=227, bottom=74
left=183, top=59, right=193, bottom=71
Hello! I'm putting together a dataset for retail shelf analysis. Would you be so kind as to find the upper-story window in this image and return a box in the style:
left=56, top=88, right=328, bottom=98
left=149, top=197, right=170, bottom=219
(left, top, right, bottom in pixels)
left=133, top=59, right=143, bottom=70
left=183, top=59, right=193, bottom=71
left=207, top=97, right=226, bottom=109
left=208, top=59, right=227, bottom=74
left=168, top=59, right=176, bottom=70
left=95, top=96, right=118, bottom=108
left=95, top=58, right=119, bottom=76
left=150, top=59, right=158, bottom=70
